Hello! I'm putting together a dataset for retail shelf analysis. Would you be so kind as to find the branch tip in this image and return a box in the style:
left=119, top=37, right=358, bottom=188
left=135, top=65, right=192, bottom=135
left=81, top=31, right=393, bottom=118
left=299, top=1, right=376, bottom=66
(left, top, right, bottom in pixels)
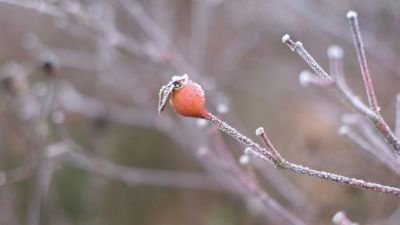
left=197, top=146, right=208, bottom=157
left=282, top=34, right=290, bottom=43
left=239, top=154, right=250, bottom=165
left=338, top=126, right=350, bottom=136
left=332, top=211, right=346, bottom=224
left=327, top=45, right=344, bottom=59
left=346, top=10, right=358, bottom=19
left=255, top=127, right=264, bottom=136
left=299, top=71, right=312, bottom=87
left=216, top=103, right=229, bottom=114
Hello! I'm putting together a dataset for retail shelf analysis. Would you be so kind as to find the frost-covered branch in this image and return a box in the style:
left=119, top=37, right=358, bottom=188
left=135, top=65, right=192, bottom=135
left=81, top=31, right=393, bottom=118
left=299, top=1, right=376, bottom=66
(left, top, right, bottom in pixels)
left=347, top=11, right=379, bottom=113
left=206, top=113, right=400, bottom=197
left=282, top=19, right=400, bottom=155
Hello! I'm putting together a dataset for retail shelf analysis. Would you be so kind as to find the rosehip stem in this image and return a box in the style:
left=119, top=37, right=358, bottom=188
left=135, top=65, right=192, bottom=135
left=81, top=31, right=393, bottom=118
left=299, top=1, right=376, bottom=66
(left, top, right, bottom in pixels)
left=205, top=112, right=400, bottom=197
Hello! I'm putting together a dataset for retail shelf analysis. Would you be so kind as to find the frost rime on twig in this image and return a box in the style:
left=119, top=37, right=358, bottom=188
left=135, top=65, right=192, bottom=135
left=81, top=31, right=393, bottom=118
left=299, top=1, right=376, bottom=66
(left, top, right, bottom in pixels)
left=282, top=18, right=400, bottom=155
left=205, top=113, right=400, bottom=197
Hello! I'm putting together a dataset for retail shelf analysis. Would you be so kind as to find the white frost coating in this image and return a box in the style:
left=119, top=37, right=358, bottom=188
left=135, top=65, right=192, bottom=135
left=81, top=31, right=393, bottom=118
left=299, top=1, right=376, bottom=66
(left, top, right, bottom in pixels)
left=295, top=41, right=303, bottom=47
left=239, top=154, right=250, bottom=165
left=299, top=71, right=312, bottom=87
left=338, top=126, right=349, bottom=136
left=171, top=73, right=189, bottom=82
left=193, top=82, right=205, bottom=98
left=327, top=45, right=343, bottom=59
left=332, top=211, right=345, bottom=224
left=255, top=127, right=264, bottom=136
left=197, top=146, right=208, bottom=157
left=216, top=103, right=229, bottom=114
left=282, top=34, right=290, bottom=43
left=346, top=10, right=357, bottom=19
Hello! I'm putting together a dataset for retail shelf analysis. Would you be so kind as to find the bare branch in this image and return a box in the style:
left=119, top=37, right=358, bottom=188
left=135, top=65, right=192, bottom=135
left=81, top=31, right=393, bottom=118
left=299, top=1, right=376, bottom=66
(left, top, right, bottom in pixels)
left=66, top=151, right=219, bottom=191
left=282, top=34, right=400, bottom=155
left=347, top=11, right=379, bottom=113
left=339, top=126, right=400, bottom=175
left=206, top=113, right=400, bottom=197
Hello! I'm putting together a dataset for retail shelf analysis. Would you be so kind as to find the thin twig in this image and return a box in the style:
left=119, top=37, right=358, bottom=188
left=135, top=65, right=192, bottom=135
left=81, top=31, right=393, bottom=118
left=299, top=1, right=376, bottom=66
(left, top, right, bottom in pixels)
left=66, top=151, right=220, bottom=191
left=299, top=70, right=335, bottom=88
left=347, top=11, right=379, bottom=113
left=339, top=126, right=400, bottom=175
left=327, top=45, right=353, bottom=94
left=0, top=0, right=65, bottom=17
left=206, top=113, right=400, bottom=197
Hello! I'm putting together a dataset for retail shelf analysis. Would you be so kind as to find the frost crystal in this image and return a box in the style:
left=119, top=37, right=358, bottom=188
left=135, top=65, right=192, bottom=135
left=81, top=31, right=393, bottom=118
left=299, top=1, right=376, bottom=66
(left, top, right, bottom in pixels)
left=255, top=127, right=264, bottom=136
left=192, top=82, right=205, bottom=98
left=171, top=73, right=188, bottom=82
left=346, top=10, right=357, bottom=19
left=282, top=34, right=290, bottom=43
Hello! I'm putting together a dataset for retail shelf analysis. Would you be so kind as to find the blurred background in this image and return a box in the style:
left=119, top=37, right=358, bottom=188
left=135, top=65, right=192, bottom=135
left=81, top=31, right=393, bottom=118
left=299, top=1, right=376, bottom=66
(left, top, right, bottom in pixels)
left=0, top=0, right=400, bottom=225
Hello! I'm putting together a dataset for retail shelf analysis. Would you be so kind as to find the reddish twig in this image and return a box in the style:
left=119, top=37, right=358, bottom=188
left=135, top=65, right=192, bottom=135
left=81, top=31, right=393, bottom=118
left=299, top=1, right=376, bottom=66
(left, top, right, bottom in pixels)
left=347, top=11, right=379, bottom=114
left=282, top=34, right=400, bottom=155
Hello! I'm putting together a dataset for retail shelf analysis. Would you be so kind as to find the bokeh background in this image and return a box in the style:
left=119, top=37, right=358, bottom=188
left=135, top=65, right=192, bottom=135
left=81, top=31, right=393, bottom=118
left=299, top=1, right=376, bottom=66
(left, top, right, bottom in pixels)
left=0, top=0, right=400, bottom=225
